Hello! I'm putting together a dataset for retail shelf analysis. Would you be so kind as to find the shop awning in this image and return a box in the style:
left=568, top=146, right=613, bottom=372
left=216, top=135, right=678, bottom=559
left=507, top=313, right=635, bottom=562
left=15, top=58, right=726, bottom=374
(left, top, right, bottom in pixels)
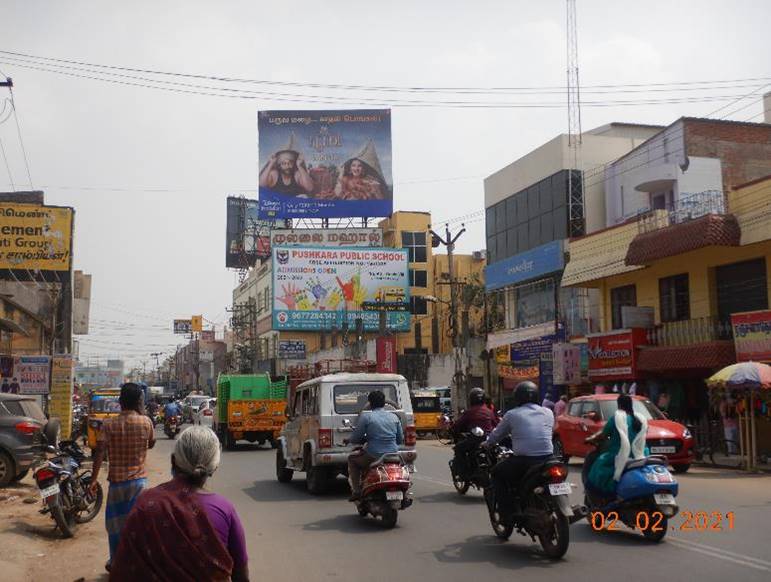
left=0, top=317, right=29, bottom=335
left=637, top=341, right=736, bottom=372
left=562, top=220, right=644, bottom=287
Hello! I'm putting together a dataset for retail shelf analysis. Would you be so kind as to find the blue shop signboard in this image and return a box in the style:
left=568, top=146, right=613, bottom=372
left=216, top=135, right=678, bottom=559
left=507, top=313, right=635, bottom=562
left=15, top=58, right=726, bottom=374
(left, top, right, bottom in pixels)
left=484, top=240, right=565, bottom=291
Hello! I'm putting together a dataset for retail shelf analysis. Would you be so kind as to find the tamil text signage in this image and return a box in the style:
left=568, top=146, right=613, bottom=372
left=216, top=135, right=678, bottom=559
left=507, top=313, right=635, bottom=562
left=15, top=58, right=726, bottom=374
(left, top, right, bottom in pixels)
left=271, top=228, right=383, bottom=248
left=278, top=340, right=307, bottom=360
left=0, top=203, right=73, bottom=272
left=731, top=310, right=771, bottom=362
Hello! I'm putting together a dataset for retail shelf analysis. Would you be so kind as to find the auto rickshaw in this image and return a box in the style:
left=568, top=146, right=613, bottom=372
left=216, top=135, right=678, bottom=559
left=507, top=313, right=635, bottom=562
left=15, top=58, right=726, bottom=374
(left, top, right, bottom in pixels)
left=86, top=388, right=122, bottom=449
left=410, top=390, right=443, bottom=436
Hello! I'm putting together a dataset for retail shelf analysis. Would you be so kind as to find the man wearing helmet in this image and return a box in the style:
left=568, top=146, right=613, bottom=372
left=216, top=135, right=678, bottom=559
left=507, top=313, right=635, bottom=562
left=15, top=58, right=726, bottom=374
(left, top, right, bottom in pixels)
left=483, top=381, right=555, bottom=523
left=450, top=388, right=499, bottom=476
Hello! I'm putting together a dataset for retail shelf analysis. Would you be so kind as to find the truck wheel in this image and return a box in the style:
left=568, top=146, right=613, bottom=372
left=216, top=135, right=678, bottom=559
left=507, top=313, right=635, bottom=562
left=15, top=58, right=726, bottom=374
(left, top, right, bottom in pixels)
left=225, top=432, right=235, bottom=450
left=276, top=448, right=293, bottom=483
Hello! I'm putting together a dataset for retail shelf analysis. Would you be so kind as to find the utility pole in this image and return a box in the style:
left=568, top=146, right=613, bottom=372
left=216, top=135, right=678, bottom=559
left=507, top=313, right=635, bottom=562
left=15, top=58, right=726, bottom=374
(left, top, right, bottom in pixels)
left=150, top=352, right=162, bottom=383
left=429, top=222, right=466, bottom=414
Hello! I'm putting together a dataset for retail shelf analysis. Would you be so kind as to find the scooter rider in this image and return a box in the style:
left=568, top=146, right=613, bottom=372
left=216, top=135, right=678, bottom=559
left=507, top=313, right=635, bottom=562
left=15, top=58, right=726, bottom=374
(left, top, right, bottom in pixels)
left=451, top=388, right=499, bottom=475
left=164, top=400, right=182, bottom=426
left=483, top=381, right=554, bottom=522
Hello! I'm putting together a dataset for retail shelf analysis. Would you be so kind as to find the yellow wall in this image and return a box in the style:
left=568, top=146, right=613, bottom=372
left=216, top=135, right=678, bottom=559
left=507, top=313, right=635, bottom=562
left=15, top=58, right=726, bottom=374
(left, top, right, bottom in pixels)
left=597, top=242, right=771, bottom=331
left=730, top=177, right=771, bottom=246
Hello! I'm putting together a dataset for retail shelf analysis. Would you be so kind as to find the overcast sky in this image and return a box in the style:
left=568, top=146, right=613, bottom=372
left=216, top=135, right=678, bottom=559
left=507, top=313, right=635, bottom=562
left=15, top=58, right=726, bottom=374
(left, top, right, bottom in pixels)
left=1, top=0, right=769, bottom=368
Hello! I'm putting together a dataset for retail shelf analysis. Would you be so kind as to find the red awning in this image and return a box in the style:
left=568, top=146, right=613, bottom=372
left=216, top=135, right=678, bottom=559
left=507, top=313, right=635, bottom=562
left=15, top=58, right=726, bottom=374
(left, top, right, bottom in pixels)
left=637, top=341, right=736, bottom=372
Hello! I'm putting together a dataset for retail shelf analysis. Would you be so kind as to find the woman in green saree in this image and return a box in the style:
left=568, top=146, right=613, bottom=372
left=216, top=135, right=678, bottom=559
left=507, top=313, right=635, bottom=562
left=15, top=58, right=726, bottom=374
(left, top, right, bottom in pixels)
left=587, top=394, right=649, bottom=496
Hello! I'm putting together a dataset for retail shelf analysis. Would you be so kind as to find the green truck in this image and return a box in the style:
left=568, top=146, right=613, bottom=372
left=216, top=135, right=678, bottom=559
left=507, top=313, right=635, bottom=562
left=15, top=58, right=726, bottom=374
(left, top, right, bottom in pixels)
left=214, top=374, right=289, bottom=449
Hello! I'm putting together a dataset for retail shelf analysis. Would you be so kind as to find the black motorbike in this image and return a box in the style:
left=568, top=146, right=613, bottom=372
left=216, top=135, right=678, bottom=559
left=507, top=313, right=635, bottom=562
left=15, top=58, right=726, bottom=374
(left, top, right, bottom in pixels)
left=164, top=415, right=181, bottom=439
left=449, top=427, right=495, bottom=494
left=483, top=445, right=582, bottom=560
left=33, top=439, right=103, bottom=538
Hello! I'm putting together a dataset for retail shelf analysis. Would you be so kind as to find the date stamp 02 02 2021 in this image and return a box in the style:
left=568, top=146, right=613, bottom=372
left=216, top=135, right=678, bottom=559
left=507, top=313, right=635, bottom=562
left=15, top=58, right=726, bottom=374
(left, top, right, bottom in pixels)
left=590, top=511, right=736, bottom=533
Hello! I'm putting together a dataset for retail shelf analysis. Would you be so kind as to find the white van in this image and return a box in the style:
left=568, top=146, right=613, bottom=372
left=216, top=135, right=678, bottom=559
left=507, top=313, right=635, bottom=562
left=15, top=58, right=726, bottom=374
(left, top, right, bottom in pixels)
left=275, top=373, right=417, bottom=494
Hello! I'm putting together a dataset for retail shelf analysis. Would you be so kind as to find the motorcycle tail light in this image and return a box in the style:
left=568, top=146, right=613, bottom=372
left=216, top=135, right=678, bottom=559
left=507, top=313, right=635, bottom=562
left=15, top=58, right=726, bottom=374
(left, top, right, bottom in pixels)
left=546, top=465, right=568, bottom=482
left=405, top=425, right=417, bottom=446
left=203, top=409, right=213, bottom=416
left=35, top=468, right=56, bottom=483
left=15, top=421, right=39, bottom=435
left=318, top=428, right=332, bottom=449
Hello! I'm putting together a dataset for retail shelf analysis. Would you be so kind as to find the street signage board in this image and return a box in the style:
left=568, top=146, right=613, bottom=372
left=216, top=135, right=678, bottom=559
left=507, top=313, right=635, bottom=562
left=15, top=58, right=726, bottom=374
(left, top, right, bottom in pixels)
left=270, top=228, right=383, bottom=248
left=272, top=245, right=410, bottom=331
left=484, top=240, right=564, bottom=291
left=0, top=203, right=74, bottom=272
left=258, top=109, right=393, bottom=219
left=49, top=355, right=74, bottom=439
left=15, top=355, right=51, bottom=395
left=587, top=328, right=648, bottom=381
left=731, top=310, right=771, bottom=362
left=376, top=336, right=397, bottom=373
left=191, top=315, right=203, bottom=332
left=173, top=319, right=192, bottom=334
left=552, top=343, right=581, bottom=385
left=278, top=340, right=306, bottom=360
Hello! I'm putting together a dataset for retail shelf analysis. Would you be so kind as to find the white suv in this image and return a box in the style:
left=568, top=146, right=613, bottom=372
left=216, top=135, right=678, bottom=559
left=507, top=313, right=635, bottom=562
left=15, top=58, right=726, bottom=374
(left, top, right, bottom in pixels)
left=275, top=373, right=417, bottom=494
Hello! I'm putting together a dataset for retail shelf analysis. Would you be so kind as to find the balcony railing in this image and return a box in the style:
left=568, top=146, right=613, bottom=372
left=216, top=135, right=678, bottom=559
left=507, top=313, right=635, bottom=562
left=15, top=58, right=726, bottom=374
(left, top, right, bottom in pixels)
left=645, top=316, right=733, bottom=347
left=638, top=190, right=726, bottom=234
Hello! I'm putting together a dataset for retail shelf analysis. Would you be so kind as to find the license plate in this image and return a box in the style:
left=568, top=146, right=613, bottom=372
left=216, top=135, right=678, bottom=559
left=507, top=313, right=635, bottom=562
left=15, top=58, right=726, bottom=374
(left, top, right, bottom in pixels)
left=548, top=482, right=571, bottom=496
left=39, top=484, right=59, bottom=499
left=385, top=490, right=403, bottom=501
left=654, top=493, right=676, bottom=505
left=650, top=446, right=676, bottom=454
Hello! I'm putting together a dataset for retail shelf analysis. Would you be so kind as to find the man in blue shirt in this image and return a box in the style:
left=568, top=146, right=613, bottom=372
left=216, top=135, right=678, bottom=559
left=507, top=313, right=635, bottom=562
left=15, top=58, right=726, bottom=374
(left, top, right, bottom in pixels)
left=164, top=400, right=182, bottom=420
left=347, top=390, right=404, bottom=501
left=484, top=381, right=554, bottom=521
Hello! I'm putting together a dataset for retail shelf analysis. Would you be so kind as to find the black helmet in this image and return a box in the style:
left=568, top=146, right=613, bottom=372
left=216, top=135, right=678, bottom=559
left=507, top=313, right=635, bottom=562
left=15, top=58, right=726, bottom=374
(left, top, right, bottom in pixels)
left=469, top=387, right=486, bottom=406
left=514, top=381, right=539, bottom=406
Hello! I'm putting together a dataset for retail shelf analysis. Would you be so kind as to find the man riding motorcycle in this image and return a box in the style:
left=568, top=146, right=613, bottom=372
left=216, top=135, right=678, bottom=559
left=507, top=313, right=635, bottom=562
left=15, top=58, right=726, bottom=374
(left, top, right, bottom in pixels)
left=483, top=381, right=554, bottom=523
left=451, top=388, right=498, bottom=475
left=346, top=390, right=404, bottom=502
left=163, top=400, right=182, bottom=429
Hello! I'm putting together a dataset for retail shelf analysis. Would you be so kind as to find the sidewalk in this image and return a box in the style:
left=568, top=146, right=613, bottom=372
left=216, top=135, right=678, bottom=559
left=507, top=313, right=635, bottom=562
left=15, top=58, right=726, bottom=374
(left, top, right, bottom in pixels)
left=0, top=431, right=169, bottom=582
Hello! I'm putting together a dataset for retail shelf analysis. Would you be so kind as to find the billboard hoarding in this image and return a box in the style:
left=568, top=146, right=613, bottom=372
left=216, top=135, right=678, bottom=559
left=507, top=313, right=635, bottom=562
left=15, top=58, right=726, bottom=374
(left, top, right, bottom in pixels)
left=278, top=340, right=306, bottom=360
left=376, top=336, right=397, bottom=374
left=226, top=197, right=273, bottom=269
left=258, top=110, right=393, bottom=219
left=15, top=355, right=51, bottom=395
left=0, top=204, right=74, bottom=272
left=272, top=246, right=410, bottom=332
left=731, top=310, right=771, bottom=362
left=191, top=315, right=203, bottom=333
left=271, top=228, right=383, bottom=248
left=173, top=319, right=192, bottom=334
left=484, top=240, right=564, bottom=292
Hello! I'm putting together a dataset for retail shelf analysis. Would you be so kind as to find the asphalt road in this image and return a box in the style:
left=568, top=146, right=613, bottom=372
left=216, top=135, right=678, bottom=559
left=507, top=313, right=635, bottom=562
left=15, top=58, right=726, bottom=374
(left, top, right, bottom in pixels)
left=152, top=433, right=771, bottom=582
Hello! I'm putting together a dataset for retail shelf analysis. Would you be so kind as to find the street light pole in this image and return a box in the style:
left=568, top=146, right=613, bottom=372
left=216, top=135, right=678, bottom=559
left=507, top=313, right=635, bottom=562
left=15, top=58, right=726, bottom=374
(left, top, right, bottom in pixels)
left=429, top=223, right=466, bottom=414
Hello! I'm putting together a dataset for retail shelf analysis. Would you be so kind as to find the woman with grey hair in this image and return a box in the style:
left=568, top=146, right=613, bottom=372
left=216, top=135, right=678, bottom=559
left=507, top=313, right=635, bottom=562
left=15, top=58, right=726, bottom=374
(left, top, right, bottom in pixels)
left=110, top=426, right=249, bottom=582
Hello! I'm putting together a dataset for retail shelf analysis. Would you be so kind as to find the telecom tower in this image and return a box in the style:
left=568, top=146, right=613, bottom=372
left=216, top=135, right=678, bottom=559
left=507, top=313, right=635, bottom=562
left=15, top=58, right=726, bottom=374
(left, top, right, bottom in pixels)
left=566, top=0, right=585, bottom=237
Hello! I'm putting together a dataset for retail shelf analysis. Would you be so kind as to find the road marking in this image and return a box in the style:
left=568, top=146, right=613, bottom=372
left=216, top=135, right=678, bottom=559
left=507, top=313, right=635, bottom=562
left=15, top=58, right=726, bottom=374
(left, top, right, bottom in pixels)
left=412, top=474, right=453, bottom=488
left=669, top=538, right=770, bottom=572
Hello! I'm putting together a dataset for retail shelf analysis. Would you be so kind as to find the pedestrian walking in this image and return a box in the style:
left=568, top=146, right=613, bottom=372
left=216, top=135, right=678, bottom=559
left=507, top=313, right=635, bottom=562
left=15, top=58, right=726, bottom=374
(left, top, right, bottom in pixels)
left=110, top=426, right=249, bottom=582
left=89, top=383, right=155, bottom=572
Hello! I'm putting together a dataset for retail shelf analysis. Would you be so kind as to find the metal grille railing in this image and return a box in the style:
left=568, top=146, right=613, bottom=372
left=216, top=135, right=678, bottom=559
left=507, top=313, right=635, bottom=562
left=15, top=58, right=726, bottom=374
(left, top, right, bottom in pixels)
left=645, top=316, right=733, bottom=346
left=638, top=190, right=726, bottom=234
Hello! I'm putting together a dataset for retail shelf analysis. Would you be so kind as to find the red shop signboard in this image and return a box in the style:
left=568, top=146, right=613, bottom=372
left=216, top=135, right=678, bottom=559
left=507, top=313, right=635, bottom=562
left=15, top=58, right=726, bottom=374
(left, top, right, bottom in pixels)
left=376, top=336, right=397, bottom=374
left=587, top=328, right=648, bottom=381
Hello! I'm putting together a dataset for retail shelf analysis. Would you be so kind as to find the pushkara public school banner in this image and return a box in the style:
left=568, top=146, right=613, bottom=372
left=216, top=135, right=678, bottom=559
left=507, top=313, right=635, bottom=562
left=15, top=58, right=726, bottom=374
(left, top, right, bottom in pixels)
left=272, top=245, right=410, bottom=332
left=258, top=110, right=393, bottom=219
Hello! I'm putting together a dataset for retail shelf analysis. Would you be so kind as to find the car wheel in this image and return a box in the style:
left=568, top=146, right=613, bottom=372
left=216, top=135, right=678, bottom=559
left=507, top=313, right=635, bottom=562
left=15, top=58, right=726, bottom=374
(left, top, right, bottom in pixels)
left=306, top=466, right=329, bottom=495
left=276, top=448, right=293, bottom=483
left=671, top=464, right=690, bottom=474
left=0, top=451, right=14, bottom=487
left=553, top=436, right=569, bottom=463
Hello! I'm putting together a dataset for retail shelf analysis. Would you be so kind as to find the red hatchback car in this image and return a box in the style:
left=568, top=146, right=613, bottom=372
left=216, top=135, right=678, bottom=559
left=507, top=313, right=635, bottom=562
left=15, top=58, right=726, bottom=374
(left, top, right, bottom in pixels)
left=553, top=394, right=695, bottom=473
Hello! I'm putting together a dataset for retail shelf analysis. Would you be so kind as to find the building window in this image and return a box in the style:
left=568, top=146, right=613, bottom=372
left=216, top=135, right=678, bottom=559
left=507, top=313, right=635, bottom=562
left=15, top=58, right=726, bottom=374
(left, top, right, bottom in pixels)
left=402, top=231, right=427, bottom=263
left=410, top=296, right=428, bottom=315
left=409, top=269, right=427, bottom=288
left=610, top=284, right=637, bottom=329
left=659, top=274, right=690, bottom=322
left=716, top=258, right=768, bottom=323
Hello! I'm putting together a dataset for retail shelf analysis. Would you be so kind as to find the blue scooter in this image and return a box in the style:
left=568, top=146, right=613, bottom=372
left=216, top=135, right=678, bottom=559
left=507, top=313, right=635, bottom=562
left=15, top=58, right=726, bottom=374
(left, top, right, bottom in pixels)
left=582, top=437, right=679, bottom=542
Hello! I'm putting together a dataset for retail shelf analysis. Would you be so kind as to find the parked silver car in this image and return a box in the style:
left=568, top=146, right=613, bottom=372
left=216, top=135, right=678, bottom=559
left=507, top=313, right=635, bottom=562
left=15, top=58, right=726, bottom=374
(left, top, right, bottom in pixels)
left=0, top=394, right=60, bottom=486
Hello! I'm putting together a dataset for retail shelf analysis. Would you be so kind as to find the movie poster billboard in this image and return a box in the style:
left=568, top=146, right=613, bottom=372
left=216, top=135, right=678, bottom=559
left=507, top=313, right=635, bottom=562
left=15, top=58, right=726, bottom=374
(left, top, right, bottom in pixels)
left=225, top=197, right=273, bottom=268
left=272, top=245, right=409, bottom=331
left=258, top=110, right=393, bottom=219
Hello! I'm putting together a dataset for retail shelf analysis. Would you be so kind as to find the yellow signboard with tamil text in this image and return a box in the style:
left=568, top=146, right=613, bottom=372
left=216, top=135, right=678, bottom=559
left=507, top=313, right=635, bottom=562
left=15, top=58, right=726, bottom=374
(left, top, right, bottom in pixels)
left=0, top=203, right=73, bottom=272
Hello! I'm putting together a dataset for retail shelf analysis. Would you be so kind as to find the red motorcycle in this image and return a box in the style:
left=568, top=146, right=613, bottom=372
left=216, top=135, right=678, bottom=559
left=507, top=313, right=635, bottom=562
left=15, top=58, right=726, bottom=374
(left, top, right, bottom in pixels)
left=353, top=450, right=413, bottom=528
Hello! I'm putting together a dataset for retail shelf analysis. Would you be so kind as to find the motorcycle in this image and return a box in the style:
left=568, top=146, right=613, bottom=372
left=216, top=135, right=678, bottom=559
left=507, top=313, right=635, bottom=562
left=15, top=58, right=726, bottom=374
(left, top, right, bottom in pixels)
left=33, top=439, right=103, bottom=538
left=164, top=415, right=181, bottom=439
left=449, top=426, right=495, bottom=494
left=484, top=444, right=582, bottom=560
left=583, top=439, right=679, bottom=542
left=352, top=448, right=414, bottom=528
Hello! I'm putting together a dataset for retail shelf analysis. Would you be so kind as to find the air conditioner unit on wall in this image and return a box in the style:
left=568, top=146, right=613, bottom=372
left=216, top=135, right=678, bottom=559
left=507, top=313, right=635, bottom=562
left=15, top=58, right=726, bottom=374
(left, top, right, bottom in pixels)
left=472, top=251, right=484, bottom=261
